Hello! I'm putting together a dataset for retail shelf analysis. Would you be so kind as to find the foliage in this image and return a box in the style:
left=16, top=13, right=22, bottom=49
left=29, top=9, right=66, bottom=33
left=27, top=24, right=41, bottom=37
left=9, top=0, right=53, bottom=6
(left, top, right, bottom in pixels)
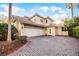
left=0, top=36, right=27, bottom=56
left=0, top=23, right=18, bottom=41
left=66, top=3, right=73, bottom=9
left=64, top=18, right=73, bottom=30
left=67, top=26, right=73, bottom=36
left=64, top=16, right=79, bottom=39
left=64, top=17, right=79, bottom=27
left=66, top=3, right=74, bottom=17
left=73, top=17, right=79, bottom=26
left=72, top=26, right=79, bottom=38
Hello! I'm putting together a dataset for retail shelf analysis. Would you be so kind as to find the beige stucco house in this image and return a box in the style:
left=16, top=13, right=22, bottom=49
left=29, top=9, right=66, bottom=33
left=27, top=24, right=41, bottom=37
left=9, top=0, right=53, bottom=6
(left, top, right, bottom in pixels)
left=11, top=14, right=68, bottom=37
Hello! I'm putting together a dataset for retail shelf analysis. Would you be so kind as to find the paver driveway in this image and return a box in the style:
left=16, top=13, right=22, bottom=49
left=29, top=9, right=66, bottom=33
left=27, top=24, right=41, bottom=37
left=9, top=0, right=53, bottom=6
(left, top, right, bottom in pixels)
left=9, top=36, right=79, bottom=56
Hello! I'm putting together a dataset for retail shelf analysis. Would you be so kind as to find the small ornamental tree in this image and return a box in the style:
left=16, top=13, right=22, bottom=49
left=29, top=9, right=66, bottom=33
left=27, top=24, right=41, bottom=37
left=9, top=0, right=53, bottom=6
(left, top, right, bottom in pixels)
left=0, top=23, right=18, bottom=41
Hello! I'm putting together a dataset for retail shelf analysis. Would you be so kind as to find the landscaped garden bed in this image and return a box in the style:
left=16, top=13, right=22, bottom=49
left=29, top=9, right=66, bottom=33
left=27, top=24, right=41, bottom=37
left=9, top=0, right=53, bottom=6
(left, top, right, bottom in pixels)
left=0, top=36, right=27, bottom=56
left=0, top=23, right=28, bottom=56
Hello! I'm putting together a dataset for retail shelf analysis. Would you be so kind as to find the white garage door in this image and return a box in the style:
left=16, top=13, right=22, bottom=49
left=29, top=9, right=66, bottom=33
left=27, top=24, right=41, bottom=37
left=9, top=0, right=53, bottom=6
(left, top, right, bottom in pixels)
left=21, top=27, right=44, bottom=37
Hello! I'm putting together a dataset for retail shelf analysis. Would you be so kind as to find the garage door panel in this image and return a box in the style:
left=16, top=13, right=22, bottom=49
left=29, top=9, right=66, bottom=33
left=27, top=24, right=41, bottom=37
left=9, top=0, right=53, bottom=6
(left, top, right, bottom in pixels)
left=21, top=27, right=44, bottom=37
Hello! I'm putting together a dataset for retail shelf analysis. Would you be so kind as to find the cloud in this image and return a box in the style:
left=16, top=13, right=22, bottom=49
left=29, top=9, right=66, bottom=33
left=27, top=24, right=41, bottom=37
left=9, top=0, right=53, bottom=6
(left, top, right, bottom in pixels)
left=51, top=6, right=68, bottom=14
left=50, top=6, right=68, bottom=20
left=0, top=4, right=69, bottom=20
left=31, top=6, right=49, bottom=13
left=31, top=6, right=62, bottom=13
left=31, top=6, right=68, bottom=21
left=0, top=4, right=8, bottom=11
left=39, top=6, right=49, bottom=12
left=50, top=13, right=68, bottom=24
left=0, top=4, right=27, bottom=16
left=0, top=12, right=8, bottom=16
left=51, top=6, right=62, bottom=12
left=59, top=10, right=65, bottom=14
left=50, top=13, right=68, bottom=21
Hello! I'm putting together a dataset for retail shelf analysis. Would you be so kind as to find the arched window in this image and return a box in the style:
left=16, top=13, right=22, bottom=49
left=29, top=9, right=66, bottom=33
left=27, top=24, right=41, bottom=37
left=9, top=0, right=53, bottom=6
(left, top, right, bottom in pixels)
left=46, top=19, right=48, bottom=23
left=40, top=19, right=43, bottom=23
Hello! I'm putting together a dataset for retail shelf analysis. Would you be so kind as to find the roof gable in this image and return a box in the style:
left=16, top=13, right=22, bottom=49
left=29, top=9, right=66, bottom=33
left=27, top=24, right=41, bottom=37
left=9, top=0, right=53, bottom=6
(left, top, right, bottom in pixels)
left=30, top=13, right=45, bottom=20
left=11, top=14, right=56, bottom=28
left=46, top=16, right=54, bottom=22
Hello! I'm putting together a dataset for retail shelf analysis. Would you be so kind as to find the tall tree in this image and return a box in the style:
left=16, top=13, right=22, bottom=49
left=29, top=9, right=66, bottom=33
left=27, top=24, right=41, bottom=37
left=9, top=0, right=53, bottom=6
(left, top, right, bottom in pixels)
left=7, top=3, right=12, bottom=43
left=77, top=4, right=79, bottom=16
left=66, top=3, right=74, bottom=18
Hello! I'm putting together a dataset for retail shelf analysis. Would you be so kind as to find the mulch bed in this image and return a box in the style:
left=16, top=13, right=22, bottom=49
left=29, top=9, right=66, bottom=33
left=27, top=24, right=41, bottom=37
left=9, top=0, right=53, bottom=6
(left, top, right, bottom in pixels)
left=0, top=36, right=27, bottom=56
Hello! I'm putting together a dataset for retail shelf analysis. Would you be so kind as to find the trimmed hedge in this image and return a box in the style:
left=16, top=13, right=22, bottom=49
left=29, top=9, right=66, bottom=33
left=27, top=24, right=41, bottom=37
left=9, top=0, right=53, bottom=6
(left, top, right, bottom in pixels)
left=0, top=23, right=18, bottom=41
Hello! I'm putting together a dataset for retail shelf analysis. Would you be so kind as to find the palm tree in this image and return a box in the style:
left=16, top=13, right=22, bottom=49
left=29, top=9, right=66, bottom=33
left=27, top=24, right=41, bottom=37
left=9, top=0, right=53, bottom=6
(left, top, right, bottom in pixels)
left=77, top=4, right=79, bottom=16
left=7, top=3, right=12, bottom=43
left=66, top=3, right=74, bottom=18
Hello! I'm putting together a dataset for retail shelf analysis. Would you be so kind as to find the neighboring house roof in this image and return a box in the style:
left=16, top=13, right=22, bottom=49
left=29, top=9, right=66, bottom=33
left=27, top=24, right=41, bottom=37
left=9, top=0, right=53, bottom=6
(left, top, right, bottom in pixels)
left=12, top=14, right=56, bottom=28
left=23, top=16, right=30, bottom=19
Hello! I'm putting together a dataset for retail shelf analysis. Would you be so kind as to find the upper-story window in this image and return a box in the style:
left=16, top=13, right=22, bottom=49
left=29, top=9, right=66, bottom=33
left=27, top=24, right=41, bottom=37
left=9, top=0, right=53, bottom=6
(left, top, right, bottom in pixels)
left=40, top=19, right=43, bottom=23
left=34, top=19, right=36, bottom=21
left=46, top=19, right=48, bottom=23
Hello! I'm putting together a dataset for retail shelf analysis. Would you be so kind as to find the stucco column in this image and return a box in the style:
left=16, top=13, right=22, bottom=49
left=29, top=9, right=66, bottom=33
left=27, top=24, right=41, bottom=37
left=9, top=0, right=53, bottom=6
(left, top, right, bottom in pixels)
left=16, top=21, right=21, bottom=36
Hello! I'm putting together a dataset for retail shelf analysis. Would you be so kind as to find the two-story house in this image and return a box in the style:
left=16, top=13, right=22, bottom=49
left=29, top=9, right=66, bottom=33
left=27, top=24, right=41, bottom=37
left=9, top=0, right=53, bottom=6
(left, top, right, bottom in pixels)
left=12, top=14, right=68, bottom=37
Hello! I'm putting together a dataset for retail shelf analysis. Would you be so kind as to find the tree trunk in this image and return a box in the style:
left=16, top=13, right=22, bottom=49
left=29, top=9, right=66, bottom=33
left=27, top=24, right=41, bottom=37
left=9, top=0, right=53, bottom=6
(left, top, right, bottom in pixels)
left=71, top=4, right=73, bottom=18
left=7, top=3, right=12, bottom=43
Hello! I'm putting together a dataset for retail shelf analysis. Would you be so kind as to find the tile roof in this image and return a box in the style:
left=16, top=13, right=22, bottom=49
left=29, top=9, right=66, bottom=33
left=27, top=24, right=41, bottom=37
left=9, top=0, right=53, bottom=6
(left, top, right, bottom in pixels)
left=12, top=14, right=56, bottom=28
left=46, top=16, right=54, bottom=22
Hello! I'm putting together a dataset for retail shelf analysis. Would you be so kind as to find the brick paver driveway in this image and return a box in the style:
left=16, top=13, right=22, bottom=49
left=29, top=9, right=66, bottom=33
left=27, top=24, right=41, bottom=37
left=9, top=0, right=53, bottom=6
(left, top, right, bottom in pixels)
left=9, top=36, right=79, bottom=56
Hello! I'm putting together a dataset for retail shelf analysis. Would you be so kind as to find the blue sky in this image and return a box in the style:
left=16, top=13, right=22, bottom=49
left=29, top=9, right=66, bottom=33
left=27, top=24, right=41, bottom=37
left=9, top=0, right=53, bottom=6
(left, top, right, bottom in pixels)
left=0, top=3, right=79, bottom=21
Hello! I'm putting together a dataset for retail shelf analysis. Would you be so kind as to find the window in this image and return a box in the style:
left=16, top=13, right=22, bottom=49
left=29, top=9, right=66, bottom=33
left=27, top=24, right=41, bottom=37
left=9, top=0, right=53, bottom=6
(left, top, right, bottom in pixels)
left=62, top=27, right=67, bottom=31
left=40, top=19, right=43, bottom=23
left=34, top=19, right=36, bottom=21
left=46, top=19, right=48, bottom=23
left=49, top=29, right=51, bottom=34
left=21, top=24, right=24, bottom=29
left=62, top=27, right=64, bottom=31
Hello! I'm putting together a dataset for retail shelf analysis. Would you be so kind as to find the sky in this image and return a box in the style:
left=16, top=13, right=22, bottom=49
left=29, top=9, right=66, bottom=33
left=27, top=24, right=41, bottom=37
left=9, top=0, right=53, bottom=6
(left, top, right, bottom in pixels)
left=0, top=3, right=79, bottom=21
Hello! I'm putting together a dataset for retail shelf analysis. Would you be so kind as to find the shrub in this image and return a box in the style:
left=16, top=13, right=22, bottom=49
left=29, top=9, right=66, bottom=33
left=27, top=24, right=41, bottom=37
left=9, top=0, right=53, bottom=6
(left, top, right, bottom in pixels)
left=68, top=26, right=73, bottom=36
left=0, top=23, right=18, bottom=41
left=72, top=26, right=79, bottom=38
left=68, top=26, right=79, bottom=39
